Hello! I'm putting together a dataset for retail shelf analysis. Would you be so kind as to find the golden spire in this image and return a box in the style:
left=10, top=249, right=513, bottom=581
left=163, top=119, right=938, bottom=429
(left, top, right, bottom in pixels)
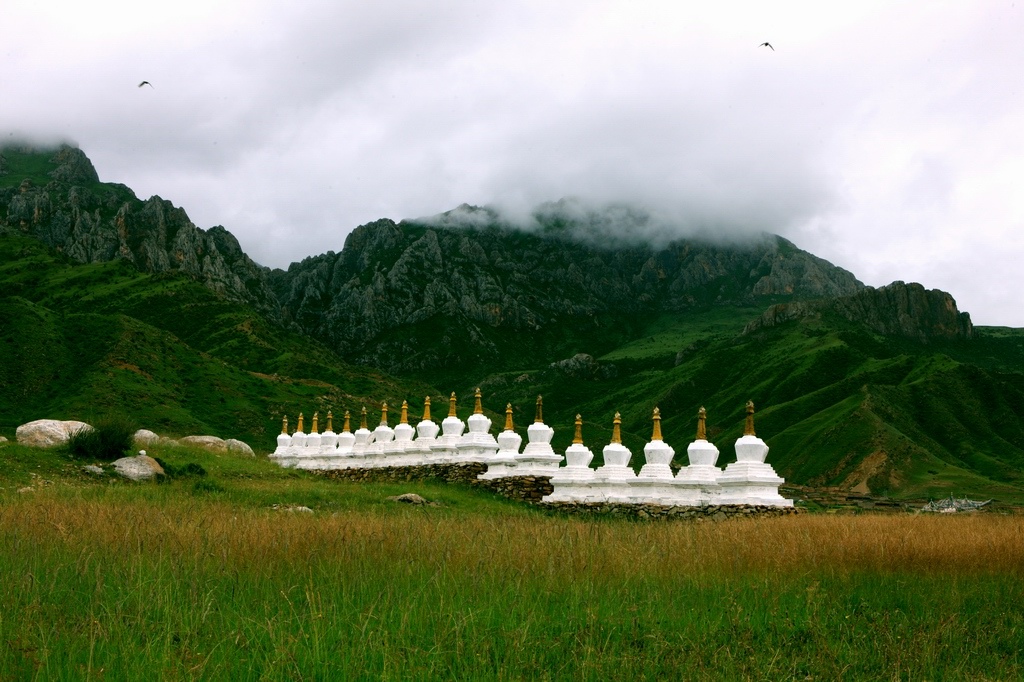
left=448, top=392, right=457, bottom=418
left=573, top=414, right=584, bottom=444
left=474, top=388, right=483, bottom=415
left=380, top=402, right=389, bottom=426
left=611, top=412, right=622, bottom=444
left=652, top=407, right=662, bottom=441
left=326, top=410, right=333, bottom=432
left=535, top=395, right=544, bottom=423
left=281, top=415, right=288, bottom=435
left=343, top=410, right=351, bottom=433
left=422, top=396, right=432, bottom=422
left=311, top=411, right=319, bottom=434
left=400, top=400, right=409, bottom=424
left=360, top=407, right=368, bottom=431
left=504, top=403, right=514, bottom=431
left=297, top=413, right=304, bottom=433
left=744, top=400, right=756, bottom=436
left=697, top=406, right=707, bottom=440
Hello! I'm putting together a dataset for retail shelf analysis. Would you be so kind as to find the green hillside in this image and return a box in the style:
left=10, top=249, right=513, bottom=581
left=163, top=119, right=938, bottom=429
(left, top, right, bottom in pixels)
left=0, top=235, right=436, bottom=448
left=472, top=308, right=1024, bottom=502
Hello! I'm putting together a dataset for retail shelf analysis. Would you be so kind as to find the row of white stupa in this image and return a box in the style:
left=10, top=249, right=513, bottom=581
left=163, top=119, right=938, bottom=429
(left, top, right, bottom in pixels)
left=269, top=391, right=792, bottom=507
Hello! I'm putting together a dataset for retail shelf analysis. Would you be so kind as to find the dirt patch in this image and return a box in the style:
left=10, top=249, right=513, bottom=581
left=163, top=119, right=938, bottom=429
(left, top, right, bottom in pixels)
left=841, top=450, right=888, bottom=494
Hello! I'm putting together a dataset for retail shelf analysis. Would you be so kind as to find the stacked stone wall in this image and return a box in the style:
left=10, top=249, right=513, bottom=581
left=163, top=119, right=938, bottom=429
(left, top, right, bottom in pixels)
left=316, top=463, right=800, bottom=518
left=541, top=501, right=803, bottom=520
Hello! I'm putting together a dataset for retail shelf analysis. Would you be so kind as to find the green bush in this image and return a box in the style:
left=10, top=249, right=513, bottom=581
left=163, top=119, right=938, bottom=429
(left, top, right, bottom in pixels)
left=65, top=417, right=136, bottom=461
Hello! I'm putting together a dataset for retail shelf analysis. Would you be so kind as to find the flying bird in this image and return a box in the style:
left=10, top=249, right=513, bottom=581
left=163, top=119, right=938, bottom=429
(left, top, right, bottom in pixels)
left=138, top=81, right=153, bottom=88
left=759, top=42, right=774, bottom=51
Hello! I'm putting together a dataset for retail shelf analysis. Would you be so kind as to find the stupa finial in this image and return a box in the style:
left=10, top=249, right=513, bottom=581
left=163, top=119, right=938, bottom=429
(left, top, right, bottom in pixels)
left=281, top=415, right=288, bottom=435
left=474, top=388, right=483, bottom=415
left=535, top=395, right=544, bottom=423
left=422, top=396, right=432, bottom=421
left=297, top=413, right=304, bottom=433
left=504, top=403, right=514, bottom=431
left=360, top=406, right=368, bottom=431
left=611, top=412, right=622, bottom=444
left=400, top=400, right=409, bottom=424
left=326, top=410, right=333, bottom=432
left=311, top=411, right=319, bottom=434
left=343, top=410, right=351, bottom=433
left=744, top=400, right=756, bottom=436
left=380, top=402, right=389, bottom=426
left=448, top=392, right=458, bottom=418
left=652, top=407, right=662, bottom=441
left=573, top=414, right=584, bottom=444
left=697, top=406, right=707, bottom=440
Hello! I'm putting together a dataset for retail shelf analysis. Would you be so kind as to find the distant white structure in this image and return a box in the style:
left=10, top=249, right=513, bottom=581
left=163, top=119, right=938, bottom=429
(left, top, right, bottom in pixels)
left=270, top=394, right=791, bottom=508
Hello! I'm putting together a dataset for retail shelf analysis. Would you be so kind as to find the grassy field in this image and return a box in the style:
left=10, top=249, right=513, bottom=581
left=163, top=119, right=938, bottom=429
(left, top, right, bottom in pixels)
left=2, top=442, right=1023, bottom=680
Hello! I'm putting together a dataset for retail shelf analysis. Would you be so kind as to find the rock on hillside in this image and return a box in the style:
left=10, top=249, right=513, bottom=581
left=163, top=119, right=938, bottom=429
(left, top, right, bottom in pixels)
left=0, top=144, right=283, bottom=322
left=743, top=281, right=974, bottom=341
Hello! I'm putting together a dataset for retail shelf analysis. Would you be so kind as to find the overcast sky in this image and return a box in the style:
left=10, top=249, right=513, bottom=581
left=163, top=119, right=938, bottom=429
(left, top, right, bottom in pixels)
left=4, top=1, right=1023, bottom=325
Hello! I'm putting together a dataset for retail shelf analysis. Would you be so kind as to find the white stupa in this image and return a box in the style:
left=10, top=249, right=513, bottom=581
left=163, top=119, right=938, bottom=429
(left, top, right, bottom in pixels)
left=544, top=414, right=599, bottom=502
left=410, top=397, right=439, bottom=464
left=285, top=412, right=308, bottom=469
left=633, top=407, right=677, bottom=503
left=479, top=403, right=521, bottom=479
left=271, top=415, right=291, bottom=464
left=432, top=393, right=465, bottom=462
left=296, top=412, right=325, bottom=470
left=320, top=410, right=339, bottom=455
left=383, top=401, right=415, bottom=464
left=718, top=401, right=792, bottom=507
left=675, top=406, right=722, bottom=504
left=336, top=410, right=356, bottom=452
left=456, top=388, right=499, bottom=462
left=593, top=411, right=636, bottom=502
left=350, top=407, right=374, bottom=462
left=367, top=402, right=395, bottom=461
left=513, top=396, right=563, bottom=476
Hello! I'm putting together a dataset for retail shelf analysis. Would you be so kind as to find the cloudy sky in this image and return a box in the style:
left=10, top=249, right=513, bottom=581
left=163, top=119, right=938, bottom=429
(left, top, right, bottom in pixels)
left=4, top=1, right=1023, bottom=325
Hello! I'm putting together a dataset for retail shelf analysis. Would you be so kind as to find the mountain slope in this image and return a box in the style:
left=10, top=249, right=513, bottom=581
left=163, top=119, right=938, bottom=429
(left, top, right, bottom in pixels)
left=0, top=235, right=435, bottom=445
left=269, top=208, right=864, bottom=384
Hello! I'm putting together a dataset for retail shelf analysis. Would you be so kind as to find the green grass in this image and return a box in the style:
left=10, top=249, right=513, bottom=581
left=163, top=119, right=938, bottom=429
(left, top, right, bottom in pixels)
left=3, top=437, right=1024, bottom=679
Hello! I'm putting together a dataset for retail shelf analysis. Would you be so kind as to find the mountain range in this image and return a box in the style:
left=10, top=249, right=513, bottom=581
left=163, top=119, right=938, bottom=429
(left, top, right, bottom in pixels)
left=2, top=143, right=1022, bottom=501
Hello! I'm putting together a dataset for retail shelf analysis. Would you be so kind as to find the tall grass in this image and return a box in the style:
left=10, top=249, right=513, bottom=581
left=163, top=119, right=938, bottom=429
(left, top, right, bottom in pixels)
left=1, top=492, right=1022, bottom=679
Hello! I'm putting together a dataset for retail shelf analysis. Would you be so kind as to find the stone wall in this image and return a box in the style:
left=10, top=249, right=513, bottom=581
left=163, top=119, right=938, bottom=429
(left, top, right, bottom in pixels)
left=315, top=463, right=799, bottom=518
left=541, top=501, right=803, bottom=520
left=316, top=462, right=486, bottom=485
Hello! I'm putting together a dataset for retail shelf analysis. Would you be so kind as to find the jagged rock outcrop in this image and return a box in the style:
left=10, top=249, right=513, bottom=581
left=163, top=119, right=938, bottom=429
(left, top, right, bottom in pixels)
left=0, top=144, right=283, bottom=321
left=269, top=210, right=863, bottom=377
left=743, top=281, right=974, bottom=341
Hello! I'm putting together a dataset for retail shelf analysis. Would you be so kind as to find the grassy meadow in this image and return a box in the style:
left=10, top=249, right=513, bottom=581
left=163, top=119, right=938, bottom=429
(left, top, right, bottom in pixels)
left=2, top=442, right=1023, bottom=680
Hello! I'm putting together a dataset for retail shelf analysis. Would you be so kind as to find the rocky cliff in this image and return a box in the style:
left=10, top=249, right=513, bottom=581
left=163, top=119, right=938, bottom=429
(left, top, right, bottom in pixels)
left=0, top=144, right=283, bottom=321
left=743, top=281, right=974, bottom=341
left=268, top=207, right=865, bottom=379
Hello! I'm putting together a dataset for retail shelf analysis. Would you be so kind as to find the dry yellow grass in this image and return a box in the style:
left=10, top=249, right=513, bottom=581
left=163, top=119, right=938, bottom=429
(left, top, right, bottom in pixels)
left=5, top=494, right=1023, bottom=580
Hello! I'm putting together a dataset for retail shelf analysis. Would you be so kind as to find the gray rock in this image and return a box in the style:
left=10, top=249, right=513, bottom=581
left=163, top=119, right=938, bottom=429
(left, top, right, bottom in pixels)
left=133, top=429, right=160, bottom=446
left=225, top=438, right=255, bottom=457
left=82, top=465, right=105, bottom=476
left=16, top=419, right=91, bottom=448
left=387, top=493, right=430, bottom=505
left=112, top=454, right=165, bottom=481
left=179, top=435, right=228, bottom=452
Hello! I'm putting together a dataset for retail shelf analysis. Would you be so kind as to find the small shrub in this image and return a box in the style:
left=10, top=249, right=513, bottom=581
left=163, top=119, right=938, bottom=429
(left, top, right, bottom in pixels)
left=65, top=417, right=136, bottom=461
left=192, top=478, right=225, bottom=494
left=153, top=458, right=207, bottom=479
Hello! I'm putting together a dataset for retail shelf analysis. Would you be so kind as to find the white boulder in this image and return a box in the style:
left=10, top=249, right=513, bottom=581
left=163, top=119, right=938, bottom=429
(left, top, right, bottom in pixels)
left=179, top=435, right=228, bottom=452
left=133, top=429, right=160, bottom=446
left=113, top=453, right=165, bottom=481
left=16, top=419, right=91, bottom=448
left=225, top=439, right=255, bottom=457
